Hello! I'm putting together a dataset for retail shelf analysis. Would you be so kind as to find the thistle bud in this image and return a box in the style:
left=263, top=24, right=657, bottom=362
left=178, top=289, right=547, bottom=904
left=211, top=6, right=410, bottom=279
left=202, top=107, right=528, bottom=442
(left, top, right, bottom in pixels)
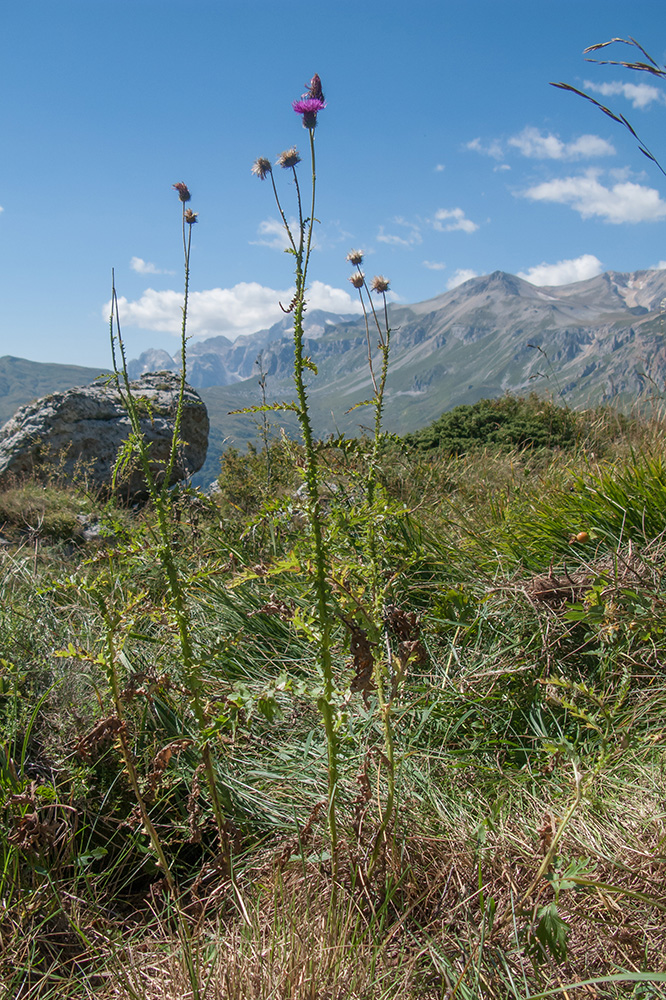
left=184, top=209, right=198, bottom=225
left=173, top=182, right=191, bottom=202
left=349, top=272, right=365, bottom=289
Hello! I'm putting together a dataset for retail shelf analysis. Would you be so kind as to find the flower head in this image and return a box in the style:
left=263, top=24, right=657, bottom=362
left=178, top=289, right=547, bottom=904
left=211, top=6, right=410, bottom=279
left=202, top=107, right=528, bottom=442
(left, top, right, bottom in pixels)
left=292, top=96, right=326, bottom=128
left=277, top=147, right=302, bottom=169
left=371, top=275, right=390, bottom=294
left=173, top=182, right=191, bottom=203
left=251, top=157, right=272, bottom=180
left=184, top=209, right=198, bottom=225
left=349, top=272, right=365, bottom=289
left=346, top=249, right=364, bottom=266
left=293, top=75, right=326, bottom=129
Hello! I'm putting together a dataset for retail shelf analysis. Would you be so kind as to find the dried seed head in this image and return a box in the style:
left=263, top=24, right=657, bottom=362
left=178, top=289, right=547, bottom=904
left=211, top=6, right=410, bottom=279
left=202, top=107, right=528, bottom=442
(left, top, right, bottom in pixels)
left=277, top=147, right=302, bottom=169
left=371, top=275, right=390, bottom=293
left=349, top=272, right=365, bottom=289
left=184, top=209, right=198, bottom=225
left=173, top=182, right=191, bottom=202
left=251, top=157, right=272, bottom=180
left=346, top=249, right=364, bottom=266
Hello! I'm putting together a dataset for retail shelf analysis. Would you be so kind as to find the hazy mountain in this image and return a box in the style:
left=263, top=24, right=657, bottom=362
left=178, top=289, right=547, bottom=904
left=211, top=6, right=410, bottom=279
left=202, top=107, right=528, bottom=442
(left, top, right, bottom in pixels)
left=0, top=356, right=111, bottom=426
left=126, top=310, right=358, bottom=387
left=4, top=268, right=666, bottom=486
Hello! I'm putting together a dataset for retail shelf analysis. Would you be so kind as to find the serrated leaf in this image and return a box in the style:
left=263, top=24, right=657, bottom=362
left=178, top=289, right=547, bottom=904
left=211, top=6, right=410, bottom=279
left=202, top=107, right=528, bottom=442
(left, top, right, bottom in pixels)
left=345, top=399, right=375, bottom=413
left=229, top=402, right=299, bottom=415
left=535, top=902, right=570, bottom=963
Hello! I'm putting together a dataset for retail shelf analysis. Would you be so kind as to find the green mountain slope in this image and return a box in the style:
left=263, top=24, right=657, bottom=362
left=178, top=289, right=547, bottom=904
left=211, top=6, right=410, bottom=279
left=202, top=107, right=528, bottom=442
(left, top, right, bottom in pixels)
left=0, top=356, right=111, bottom=425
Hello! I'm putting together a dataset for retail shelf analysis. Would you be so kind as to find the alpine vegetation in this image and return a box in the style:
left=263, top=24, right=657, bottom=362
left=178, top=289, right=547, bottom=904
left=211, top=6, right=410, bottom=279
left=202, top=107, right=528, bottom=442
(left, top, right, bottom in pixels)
left=2, top=70, right=666, bottom=1000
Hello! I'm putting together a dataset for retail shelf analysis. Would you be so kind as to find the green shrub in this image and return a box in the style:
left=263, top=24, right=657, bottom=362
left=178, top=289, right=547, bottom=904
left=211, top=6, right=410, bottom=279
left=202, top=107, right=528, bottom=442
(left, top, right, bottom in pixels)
left=403, top=392, right=577, bottom=454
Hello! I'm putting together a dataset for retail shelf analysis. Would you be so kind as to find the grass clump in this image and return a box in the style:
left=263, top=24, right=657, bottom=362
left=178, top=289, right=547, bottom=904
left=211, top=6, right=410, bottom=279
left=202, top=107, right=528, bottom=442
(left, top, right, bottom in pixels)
left=0, top=480, right=105, bottom=543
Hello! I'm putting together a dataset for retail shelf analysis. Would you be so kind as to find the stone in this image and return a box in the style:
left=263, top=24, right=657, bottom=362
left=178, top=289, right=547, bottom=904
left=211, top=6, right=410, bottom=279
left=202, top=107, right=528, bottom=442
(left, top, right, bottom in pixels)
left=0, top=371, right=209, bottom=499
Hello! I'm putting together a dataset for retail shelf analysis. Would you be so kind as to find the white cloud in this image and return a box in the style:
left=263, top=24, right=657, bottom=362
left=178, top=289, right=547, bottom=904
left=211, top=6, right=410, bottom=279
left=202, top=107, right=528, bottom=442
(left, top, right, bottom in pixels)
left=106, top=281, right=363, bottom=341
left=517, top=254, right=603, bottom=286
left=583, top=79, right=666, bottom=110
left=522, top=168, right=666, bottom=223
left=447, top=268, right=479, bottom=290
left=377, top=217, right=422, bottom=246
left=432, top=208, right=479, bottom=233
left=0, top=206, right=4, bottom=213
left=130, top=256, right=172, bottom=275
left=435, top=164, right=445, bottom=172
left=423, top=260, right=447, bottom=271
left=467, top=137, right=504, bottom=160
left=508, top=126, right=615, bottom=160
left=654, top=261, right=666, bottom=270
left=250, top=217, right=298, bottom=250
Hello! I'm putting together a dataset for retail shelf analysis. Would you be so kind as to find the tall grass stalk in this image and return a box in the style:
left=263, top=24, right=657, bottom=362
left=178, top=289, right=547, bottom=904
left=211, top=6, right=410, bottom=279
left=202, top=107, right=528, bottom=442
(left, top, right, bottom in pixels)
left=109, top=186, right=228, bottom=862
left=347, top=257, right=398, bottom=868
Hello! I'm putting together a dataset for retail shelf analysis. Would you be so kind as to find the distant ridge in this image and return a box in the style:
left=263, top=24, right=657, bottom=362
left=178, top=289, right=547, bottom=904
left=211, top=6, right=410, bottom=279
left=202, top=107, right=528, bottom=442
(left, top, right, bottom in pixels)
left=3, top=267, right=666, bottom=485
left=0, top=356, right=111, bottom=426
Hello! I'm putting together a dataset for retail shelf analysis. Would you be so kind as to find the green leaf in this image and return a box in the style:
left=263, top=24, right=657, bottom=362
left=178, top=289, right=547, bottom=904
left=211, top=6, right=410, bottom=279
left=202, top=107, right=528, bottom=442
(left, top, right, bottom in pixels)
left=534, top=902, right=570, bottom=963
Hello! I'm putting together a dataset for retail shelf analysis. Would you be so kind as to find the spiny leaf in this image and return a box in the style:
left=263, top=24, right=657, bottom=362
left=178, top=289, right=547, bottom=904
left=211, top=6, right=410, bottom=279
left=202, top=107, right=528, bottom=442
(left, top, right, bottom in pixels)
left=229, top=402, right=300, bottom=415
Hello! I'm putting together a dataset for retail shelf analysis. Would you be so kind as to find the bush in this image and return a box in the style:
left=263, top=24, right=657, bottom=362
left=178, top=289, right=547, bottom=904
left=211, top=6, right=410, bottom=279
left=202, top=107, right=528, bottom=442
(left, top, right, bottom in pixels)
left=402, top=393, right=577, bottom=454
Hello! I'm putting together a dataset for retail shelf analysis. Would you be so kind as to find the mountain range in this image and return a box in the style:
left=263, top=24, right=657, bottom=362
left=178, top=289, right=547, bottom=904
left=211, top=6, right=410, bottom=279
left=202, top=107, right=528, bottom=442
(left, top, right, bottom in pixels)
left=3, top=267, right=666, bottom=486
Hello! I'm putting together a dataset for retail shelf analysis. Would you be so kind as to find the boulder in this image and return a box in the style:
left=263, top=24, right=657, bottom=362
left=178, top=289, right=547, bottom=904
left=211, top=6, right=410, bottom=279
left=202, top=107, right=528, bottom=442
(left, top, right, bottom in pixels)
left=0, top=371, right=209, bottom=498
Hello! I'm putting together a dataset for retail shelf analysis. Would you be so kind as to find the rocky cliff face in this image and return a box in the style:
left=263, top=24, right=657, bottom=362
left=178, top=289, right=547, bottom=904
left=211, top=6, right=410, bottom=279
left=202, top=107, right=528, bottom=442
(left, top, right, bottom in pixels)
left=0, top=372, right=209, bottom=498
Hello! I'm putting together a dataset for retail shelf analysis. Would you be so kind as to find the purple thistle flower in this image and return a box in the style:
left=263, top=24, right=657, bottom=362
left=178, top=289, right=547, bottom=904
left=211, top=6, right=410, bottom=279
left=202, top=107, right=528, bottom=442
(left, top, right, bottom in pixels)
left=293, top=75, right=326, bottom=129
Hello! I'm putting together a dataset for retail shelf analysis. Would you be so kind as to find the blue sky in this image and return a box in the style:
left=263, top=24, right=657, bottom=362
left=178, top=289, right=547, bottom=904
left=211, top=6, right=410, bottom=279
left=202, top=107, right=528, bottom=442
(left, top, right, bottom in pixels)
left=2, top=0, right=666, bottom=368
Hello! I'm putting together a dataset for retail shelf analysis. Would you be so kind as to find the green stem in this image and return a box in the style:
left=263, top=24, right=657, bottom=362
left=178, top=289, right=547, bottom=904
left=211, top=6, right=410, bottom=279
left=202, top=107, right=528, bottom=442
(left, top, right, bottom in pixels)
left=290, top=128, right=338, bottom=866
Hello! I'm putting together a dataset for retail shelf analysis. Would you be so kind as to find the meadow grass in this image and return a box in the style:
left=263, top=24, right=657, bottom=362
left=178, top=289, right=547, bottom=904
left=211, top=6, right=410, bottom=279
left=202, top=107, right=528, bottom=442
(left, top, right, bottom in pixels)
left=2, top=417, right=666, bottom=998
left=4, top=68, right=666, bottom=999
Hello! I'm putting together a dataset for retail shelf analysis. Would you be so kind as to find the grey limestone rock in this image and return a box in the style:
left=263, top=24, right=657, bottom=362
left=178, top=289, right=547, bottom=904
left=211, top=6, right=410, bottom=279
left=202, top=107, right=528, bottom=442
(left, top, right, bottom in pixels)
left=0, top=371, right=209, bottom=498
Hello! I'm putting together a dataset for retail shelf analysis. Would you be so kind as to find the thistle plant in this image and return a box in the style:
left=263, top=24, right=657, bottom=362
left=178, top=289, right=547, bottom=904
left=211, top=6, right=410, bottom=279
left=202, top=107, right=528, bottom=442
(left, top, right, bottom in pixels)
left=109, top=185, right=229, bottom=866
left=252, top=75, right=340, bottom=862
left=346, top=254, right=399, bottom=865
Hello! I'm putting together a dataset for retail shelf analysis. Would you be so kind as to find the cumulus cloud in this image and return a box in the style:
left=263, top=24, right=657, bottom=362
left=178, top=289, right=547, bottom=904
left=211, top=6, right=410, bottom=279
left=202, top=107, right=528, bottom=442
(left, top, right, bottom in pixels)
left=583, top=79, right=666, bottom=109
left=250, top=217, right=298, bottom=250
left=106, top=281, right=363, bottom=341
left=447, top=268, right=479, bottom=290
left=522, top=168, right=666, bottom=223
left=377, top=217, right=423, bottom=247
left=467, top=137, right=504, bottom=160
left=469, top=129, right=614, bottom=163
left=130, top=256, right=172, bottom=275
left=517, top=254, right=603, bottom=286
left=435, top=163, right=445, bottom=172
left=432, top=208, right=479, bottom=233
left=423, top=260, right=447, bottom=271
left=508, top=126, right=615, bottom=160
left=653, top=261, right=666, bottom=271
